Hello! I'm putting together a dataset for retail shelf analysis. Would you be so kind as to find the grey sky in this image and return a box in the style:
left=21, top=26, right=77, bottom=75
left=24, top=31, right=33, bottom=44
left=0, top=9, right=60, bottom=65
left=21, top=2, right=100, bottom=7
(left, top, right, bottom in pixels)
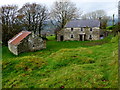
left=0, top=0, right=119, bottom=18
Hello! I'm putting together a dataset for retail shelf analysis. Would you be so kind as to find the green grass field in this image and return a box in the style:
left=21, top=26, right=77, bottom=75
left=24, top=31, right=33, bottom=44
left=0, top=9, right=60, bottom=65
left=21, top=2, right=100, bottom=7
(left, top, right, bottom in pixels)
left=2, top=35, right=118, bottom=88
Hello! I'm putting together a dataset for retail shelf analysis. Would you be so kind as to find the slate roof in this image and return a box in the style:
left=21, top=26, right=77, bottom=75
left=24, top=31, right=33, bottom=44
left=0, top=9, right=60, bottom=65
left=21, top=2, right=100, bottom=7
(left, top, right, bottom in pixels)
left=65, top=19, right=100, bottom=28
left=8, top=31, right=31, bottom=45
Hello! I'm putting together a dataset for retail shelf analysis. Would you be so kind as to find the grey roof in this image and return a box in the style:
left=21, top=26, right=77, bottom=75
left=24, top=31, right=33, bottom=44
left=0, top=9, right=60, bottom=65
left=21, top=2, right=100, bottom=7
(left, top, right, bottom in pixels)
left=65, top=19, right=100, bottom=28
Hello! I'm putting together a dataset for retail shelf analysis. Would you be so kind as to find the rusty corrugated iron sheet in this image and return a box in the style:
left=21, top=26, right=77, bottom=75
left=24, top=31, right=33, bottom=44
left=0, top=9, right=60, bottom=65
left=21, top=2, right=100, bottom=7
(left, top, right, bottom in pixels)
left=8, top=31, right=31, bottom=45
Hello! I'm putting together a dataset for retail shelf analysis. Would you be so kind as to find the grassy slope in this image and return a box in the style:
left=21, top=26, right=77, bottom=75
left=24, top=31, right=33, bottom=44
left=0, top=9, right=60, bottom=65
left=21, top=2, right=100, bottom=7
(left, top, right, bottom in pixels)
left=2, top=35, right=118, bottom=88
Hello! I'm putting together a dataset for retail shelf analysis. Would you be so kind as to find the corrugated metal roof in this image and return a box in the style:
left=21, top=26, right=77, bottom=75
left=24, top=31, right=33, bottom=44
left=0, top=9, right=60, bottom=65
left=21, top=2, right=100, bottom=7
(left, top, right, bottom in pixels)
left=8, top=31, right=31, bottom=45
left=65, top=19, right=100, bottom=28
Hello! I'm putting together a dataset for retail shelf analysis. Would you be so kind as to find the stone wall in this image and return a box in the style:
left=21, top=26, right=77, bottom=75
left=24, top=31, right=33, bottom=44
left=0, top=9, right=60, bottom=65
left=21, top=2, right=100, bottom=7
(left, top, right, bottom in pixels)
left=28, top=34, right=46, bottom=51
left=57, top=27, right=100, bottom=41
left=8, top=43, right=18, bottom=55
left=17, top=36, right=30, bottom=54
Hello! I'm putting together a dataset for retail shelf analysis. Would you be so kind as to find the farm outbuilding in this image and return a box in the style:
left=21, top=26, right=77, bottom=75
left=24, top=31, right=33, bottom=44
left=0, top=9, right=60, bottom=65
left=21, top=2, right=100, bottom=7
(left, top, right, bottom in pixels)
left=8, top=31, right=46, bottom=55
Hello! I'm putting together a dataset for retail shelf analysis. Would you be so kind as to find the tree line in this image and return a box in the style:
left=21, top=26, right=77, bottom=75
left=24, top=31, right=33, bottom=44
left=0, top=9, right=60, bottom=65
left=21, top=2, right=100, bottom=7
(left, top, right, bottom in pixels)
left=1, top=0, right=111, bottom=45
left=1, top=3, right=49, bottom=45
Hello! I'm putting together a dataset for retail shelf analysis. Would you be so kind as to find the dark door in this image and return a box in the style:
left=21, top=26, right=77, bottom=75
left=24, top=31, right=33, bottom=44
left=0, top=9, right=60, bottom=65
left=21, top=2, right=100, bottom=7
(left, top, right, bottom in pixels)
left=79, top=35, right=82, bottom=41
left=60, top=35, right=64, bottom=41
left=84, top=34, right=86, bottom=41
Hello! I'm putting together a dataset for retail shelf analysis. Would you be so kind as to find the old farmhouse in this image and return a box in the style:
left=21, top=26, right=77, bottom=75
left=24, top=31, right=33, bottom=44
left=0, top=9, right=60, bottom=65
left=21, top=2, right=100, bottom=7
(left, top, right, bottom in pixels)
left=8, top=31, right=46, bottom=55
left=57, top=19, right=101, bottom=41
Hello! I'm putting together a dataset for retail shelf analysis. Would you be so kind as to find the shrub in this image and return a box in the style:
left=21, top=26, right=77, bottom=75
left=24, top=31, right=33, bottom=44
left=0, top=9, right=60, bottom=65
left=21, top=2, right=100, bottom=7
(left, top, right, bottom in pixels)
left=106, top=25, right=115, bottom=30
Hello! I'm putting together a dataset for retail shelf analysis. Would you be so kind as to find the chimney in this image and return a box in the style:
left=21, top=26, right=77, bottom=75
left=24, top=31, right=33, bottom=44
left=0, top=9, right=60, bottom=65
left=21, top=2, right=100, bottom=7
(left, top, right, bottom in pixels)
left=112, top=14, right=115, bottom=26
left=99, top=17, right=102, bottom=29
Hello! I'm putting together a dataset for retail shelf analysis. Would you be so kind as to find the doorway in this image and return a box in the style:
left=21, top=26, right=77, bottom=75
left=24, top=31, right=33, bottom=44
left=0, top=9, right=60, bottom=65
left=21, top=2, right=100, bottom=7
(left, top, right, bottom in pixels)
left=60, top=35, right=64, bottom=41
left=79, top=34, right=83, bottom=41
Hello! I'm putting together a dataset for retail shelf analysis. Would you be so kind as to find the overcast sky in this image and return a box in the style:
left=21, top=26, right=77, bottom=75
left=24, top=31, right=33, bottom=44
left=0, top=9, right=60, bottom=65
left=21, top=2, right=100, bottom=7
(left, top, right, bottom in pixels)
left=0, top=0, right=119, bottom=18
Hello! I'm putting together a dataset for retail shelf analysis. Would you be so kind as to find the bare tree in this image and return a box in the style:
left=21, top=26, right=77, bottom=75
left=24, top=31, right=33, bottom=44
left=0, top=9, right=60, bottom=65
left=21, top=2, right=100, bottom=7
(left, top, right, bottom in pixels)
left=81, top=10, right=110, bottom=29
left=81, top=10, right=107, bottom=19
left=18, top=3, right=48, bottom=35
left=1, top=5, right=19, bottom=45
left=50, top=0, right=81, bottom=31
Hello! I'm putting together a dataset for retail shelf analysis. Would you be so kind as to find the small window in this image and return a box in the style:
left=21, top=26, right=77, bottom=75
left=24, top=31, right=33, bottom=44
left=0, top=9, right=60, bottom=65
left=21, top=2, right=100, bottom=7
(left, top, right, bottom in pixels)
left=71, top=35, right=74, bottom=38
left=89, top=35, right=92, bottom=39
left=71, top=28, right=73, bottom=31
left=90, top=28, right=92, bottom=31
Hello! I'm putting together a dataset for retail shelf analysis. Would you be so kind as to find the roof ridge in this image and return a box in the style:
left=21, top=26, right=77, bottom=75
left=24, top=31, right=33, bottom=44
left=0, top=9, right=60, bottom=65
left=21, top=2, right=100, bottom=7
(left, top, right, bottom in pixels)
left=65, top=19, right=100, bottom=28
left=8, top=32, right=23, bottom=43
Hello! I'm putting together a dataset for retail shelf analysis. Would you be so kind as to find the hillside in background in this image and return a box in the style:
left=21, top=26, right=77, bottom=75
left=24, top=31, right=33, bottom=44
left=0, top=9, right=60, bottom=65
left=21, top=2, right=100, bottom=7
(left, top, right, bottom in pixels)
left=2, top=35, right=118, bottom=88
left=41, top=20, right=56, bottom=35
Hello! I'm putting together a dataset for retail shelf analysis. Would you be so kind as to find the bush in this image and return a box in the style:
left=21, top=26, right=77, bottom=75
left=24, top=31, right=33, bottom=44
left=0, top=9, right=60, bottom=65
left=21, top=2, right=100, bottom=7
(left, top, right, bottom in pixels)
left=111, top=35, right=118, bottom=43
left=106, top=25, right=116, bottom=30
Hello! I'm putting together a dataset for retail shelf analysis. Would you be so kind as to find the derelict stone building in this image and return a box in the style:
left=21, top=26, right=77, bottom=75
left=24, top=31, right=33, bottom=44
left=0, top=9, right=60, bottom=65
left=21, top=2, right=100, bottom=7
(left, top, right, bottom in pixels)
left=57, top=19, right=101, bottom=41
left=8, top=31, right=46, bottom=55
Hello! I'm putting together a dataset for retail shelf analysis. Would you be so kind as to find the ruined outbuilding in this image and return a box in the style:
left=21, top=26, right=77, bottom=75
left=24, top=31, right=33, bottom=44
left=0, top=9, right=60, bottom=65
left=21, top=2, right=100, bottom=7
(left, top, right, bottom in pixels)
left=8, top=31, right=46, bottom=55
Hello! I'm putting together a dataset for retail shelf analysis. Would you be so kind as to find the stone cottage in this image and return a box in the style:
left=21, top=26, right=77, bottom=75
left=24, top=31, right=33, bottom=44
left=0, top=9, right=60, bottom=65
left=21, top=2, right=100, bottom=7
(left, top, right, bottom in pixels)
left=57, top=19, right=101, bottom=41
left=8, top=31, right=46, bottom=55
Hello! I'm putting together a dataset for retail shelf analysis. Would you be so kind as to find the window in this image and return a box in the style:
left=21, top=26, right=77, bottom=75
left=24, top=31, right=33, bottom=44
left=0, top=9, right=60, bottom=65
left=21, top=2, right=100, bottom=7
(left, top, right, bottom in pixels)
left=89, top=35, right=92, bottom=39
left=33, top=45, right=35, bottom=47
left=90, top=28, right=92, bottom=31
left=71, top=35, right=74, bottom=38
left=71, top=28, right=73, bottom=31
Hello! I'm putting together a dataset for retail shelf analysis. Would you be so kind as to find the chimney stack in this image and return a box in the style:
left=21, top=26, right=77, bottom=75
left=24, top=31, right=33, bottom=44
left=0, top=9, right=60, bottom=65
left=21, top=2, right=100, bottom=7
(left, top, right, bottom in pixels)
left=99, top=17, right=102, bottom=29
left=112, top=14, right=115, bottom=26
